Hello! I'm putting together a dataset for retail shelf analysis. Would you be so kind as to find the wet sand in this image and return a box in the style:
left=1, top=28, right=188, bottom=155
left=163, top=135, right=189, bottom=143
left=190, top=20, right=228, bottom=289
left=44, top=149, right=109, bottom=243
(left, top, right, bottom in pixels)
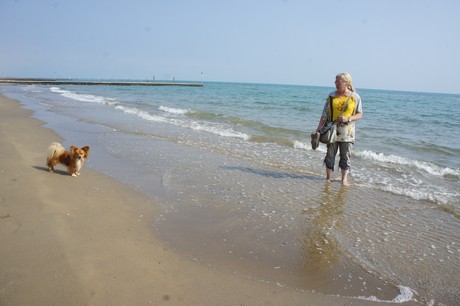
left=0, top=93, right=418, bottom=305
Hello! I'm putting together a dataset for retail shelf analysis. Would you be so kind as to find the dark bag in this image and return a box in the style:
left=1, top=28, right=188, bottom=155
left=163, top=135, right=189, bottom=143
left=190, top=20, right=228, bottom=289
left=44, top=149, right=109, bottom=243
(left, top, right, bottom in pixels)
left=320, top=122, right=337, bottom=144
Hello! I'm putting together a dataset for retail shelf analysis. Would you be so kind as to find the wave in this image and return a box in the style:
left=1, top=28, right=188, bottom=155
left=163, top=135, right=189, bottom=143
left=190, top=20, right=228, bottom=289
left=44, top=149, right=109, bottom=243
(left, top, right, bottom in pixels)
left=158, top=105, right=190, bottom=115
left=378, top=183, right=458, bottom=205
left=187, top=109, right=304, bottom=137
left=293, top=140, right=311, bottom=150
left=353, top=150, right=460, bottom=206
left=189, top=121, right=249, bottom=140
left=356, top=150, right=460, bottom=178
left=49, top=87, right=248, bottom=140
left=159, top=106, right=308, bottom=147
left=50, top=87, right=118, bottom=106
left=116, top=105, right=249, bottom=140
left=115, top=105, right=171, bottom=123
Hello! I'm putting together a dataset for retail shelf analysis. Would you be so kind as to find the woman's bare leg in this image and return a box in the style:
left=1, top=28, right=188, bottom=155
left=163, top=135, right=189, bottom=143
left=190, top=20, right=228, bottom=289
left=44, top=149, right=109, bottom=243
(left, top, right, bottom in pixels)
left=341, top=169, right=350, bottom=186
left=326, top=167, right=333, bottom=182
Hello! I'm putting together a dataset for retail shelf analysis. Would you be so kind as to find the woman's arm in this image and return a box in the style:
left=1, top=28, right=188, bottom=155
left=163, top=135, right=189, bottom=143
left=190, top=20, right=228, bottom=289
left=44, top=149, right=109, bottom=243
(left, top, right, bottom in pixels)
left=349, top=111, right=362, bottom=122
left=338, top=111, right=362, bottom=123
left=316, top=95, right=332, bottom=131
left=316, top=117, right=325, bottom=132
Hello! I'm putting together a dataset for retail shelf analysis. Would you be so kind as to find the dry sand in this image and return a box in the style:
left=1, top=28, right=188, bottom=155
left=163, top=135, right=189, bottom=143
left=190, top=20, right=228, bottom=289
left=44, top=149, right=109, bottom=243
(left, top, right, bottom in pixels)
left=0, top=93, right=415, bottom=305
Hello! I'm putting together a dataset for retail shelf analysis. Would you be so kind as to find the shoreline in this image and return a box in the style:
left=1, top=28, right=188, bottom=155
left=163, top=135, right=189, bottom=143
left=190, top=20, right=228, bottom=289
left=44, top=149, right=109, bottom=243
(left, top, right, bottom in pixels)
left=0, top=92, right=417, bottom=305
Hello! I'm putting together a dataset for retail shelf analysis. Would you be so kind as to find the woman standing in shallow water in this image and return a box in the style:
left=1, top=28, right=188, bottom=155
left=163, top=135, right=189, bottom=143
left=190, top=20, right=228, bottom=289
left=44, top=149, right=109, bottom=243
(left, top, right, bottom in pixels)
left=315, top=72, right=363, bottom=186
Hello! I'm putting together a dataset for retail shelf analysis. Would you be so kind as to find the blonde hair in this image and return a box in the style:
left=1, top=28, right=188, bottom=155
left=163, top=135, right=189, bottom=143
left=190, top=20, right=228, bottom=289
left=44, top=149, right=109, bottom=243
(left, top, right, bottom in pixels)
left=337, top=72, right=356, bottom=92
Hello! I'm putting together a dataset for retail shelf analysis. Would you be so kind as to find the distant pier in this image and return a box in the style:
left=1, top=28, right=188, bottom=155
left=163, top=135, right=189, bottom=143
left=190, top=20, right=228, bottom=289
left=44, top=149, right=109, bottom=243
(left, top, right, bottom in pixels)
left=0, top=78, right=204, bottom=87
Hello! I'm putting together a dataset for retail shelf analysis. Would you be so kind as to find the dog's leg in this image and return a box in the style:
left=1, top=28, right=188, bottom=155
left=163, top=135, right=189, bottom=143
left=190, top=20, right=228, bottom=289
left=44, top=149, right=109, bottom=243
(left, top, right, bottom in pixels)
left=47, top=161, right=55, bottom=172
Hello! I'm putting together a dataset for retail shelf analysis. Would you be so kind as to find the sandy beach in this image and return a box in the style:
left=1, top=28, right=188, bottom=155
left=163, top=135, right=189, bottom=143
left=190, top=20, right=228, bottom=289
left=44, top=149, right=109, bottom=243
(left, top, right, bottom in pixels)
left=0, top=93, right=419, bottom=305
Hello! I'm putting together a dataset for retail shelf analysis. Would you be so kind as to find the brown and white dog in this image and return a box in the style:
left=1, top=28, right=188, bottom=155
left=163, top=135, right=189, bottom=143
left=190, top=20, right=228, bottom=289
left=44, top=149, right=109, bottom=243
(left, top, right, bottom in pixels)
left=46, top=142, right=90, bottom=177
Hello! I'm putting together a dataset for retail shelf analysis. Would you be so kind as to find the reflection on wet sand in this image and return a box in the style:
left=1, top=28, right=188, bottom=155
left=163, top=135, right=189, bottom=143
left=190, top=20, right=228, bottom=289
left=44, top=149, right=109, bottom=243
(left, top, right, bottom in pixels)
left=297, top=184, right=402, bottom=300
left=301, top=183, right=346, bottom=277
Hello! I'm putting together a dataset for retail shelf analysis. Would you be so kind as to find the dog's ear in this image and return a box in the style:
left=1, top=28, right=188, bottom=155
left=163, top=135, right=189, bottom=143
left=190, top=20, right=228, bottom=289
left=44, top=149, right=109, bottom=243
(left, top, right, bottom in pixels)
left=82, top=146, right=90, bottom=157
left=70, top=146, right=78, bottom=152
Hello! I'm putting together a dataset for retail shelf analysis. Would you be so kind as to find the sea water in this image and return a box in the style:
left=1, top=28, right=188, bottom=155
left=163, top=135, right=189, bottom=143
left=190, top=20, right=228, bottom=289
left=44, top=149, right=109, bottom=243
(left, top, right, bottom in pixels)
left=2, top=82, right=459, bottom=304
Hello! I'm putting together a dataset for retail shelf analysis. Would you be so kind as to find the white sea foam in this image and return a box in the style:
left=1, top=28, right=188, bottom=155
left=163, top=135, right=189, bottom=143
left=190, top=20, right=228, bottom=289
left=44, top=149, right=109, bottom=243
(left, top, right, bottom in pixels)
left=189, top=121, right=249, bottom=140
left=357, top=150, right=460, bottom=178
left=356, top=285, right=415, bottom=303
left=354, top=172, right=457, bottom=205
left=115, top=105, right=170, bottom=123
left=293, top=140, right=308, bottom=150
left=158, top=105, right=189, bottom=115
left=117, top=105, right=249, bottom=140
left=380, top=184, right=448, bottom=203
left=392, top=286, right=416, bottom=303
left=50, top=87, right=117, bottom=106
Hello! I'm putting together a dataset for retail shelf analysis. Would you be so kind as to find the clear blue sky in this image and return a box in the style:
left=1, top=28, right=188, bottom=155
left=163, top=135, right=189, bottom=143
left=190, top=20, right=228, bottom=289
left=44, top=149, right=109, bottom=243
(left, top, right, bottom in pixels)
left=1, top=0, right=459, bottom=94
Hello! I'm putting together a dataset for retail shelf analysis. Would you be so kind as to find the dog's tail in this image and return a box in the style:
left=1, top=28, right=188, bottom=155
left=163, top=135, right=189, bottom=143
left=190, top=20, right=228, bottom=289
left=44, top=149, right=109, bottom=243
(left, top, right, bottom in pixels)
left=46, top=142, right=66, bottom=162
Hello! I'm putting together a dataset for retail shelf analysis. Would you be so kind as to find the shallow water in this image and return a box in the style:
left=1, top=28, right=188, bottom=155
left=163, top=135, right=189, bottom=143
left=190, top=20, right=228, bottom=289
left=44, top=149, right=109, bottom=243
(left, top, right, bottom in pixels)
left=2, top=82, right=459, bottom=304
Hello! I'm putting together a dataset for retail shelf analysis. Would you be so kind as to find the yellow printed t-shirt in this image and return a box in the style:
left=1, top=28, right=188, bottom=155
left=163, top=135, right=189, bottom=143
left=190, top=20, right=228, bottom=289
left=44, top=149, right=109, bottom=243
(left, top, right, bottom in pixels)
left=331, top=96, right=356, bottom=121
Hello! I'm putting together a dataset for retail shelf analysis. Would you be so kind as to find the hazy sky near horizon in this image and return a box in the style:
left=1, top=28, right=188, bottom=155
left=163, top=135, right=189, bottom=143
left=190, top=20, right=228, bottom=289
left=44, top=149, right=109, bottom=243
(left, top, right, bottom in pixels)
left=1, top=0, right=459, bottom=94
